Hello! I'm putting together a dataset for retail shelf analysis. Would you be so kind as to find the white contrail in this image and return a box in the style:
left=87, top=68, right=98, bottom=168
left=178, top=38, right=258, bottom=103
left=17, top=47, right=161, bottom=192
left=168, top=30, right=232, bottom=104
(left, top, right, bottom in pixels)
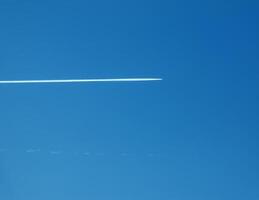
left=0, top=78, right=162, bottom=84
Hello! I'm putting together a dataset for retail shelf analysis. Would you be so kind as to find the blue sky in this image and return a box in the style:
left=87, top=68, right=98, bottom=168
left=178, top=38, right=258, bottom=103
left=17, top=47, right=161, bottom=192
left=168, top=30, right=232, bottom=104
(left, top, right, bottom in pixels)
left=0, top=0, right=258, bottom=199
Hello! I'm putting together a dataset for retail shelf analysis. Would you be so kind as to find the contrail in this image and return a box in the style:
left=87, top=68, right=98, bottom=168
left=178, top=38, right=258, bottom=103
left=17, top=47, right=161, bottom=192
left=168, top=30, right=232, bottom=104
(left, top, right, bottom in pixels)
left=0, top=78, right=162, bottom=84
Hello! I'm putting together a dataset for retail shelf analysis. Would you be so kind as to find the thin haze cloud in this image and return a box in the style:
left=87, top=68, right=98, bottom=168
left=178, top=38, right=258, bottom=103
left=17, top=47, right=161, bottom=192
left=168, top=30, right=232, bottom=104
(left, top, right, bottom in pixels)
left=26, top=149, right=41, bottom=153
left=0, top=148, right=162, bottom=158
left=49, top=151, right=63, bottom=155
left=0, top=78, right=162, bottom=84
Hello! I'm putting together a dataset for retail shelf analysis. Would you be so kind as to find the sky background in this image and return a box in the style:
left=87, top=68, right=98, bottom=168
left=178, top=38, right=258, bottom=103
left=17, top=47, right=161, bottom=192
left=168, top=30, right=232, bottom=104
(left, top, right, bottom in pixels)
left=0, top=0, right=258, bottom=199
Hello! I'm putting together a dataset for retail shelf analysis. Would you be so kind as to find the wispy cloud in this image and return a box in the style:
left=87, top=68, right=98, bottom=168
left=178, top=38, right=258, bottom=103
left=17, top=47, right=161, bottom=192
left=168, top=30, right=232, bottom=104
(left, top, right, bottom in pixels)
left=0, top=78, right=162, bottom=84
left=0, top=148, right=7, bottom=152
left=26, top=149, right=41, bottom=153
left=49, top=151, right=63, bottom=155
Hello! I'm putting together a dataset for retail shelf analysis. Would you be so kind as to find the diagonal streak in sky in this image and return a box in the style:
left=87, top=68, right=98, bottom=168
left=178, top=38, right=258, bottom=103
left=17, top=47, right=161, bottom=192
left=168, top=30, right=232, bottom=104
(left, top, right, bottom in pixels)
left=0, top=78, right=162, bottom=84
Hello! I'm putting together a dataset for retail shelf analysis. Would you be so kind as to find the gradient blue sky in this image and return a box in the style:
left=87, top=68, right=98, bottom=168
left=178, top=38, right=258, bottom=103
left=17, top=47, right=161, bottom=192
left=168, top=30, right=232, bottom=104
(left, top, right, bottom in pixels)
left=0, top=0, right=258, bottom=199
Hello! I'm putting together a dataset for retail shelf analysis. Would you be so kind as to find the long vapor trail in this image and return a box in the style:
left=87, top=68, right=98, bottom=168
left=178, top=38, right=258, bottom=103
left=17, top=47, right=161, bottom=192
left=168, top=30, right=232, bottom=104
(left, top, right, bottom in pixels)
left=0, top=78, right=162, bottom=84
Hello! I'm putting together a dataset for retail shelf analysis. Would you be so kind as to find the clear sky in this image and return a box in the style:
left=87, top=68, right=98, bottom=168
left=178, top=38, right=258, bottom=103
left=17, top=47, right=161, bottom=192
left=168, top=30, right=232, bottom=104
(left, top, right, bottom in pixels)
left=0, top=0, right=258, bottom=199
